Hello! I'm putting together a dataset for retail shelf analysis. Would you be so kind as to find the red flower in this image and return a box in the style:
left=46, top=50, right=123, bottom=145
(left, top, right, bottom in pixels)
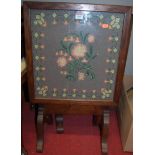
left=101, top=24, right=109, bottom=29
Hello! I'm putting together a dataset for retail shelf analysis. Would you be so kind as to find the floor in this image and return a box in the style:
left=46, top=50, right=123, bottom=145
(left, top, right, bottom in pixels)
left=22, top=103, right=133, bottom=155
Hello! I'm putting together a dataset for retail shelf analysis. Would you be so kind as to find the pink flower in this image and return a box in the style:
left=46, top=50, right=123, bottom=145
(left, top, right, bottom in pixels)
left=101, top=24, right=109, bottom=29
left=57, top=56, right=67, bottom=68
left=78, top=72, right=85, bottom=81
left=71, top=43, right=87, bottom=59
left=88, top=35, right=95, bottom=43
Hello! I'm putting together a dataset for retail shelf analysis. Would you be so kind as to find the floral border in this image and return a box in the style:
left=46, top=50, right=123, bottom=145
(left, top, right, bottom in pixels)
left=32, top=10, right=123, bottom=99
left=33, top=11, right=121, bottom=30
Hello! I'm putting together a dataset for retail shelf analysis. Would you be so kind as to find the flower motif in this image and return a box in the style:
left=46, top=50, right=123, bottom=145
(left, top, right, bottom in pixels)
left=113, top=48, right=118, bottom=53
left=78, top=72, right=85, bottom=80
left=112, top=59, right=116, bottom=64
left=52, top=12, right=57, bottom=18
left=75, top=37, right=80, bottom=43
left=40, top=45, right=45, bottom=49
left=56, top=32, right=96, bottom=81
left=38, top=85, right=48, bottom=96
left=57, top=56, right=67, bottom=68
left=40, top=33, right=45, bottom=37
left=34, top=32, right=39, bottom=38
left=82, top=90, right=86, bottom=93
left=101, top=24, right=109, bottom=29
left=64, top=37, right=68, bottom=42
left=99, top=15, right=104, bottom=20
left=71, top=43, right=87, bottom=59
left=108, top=36, right=113, bottom=41
left=73, top=89, right=76, bottom=93
left=35, top=56, right=39, bottom=60
left=107, top=48, right=112, bottom=52
left=52, top=19, right=57, bottom=25
left=68, top=56, right=73, bottom=61
left=88, top=35, right=95, bottom=43
left=42, top=21, right=47, bottom=27
left=64, top=13, right=69, bottom=19
left=64, top=20, right=69, bottom=25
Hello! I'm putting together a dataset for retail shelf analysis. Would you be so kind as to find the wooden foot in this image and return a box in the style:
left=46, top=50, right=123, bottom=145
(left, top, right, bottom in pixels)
left=36, top=106, right=44, bottom=153
left=45, top=114, right=53, bottom=125
left=100, top=110, right=110, bottom=155
left=93, top=115, right=102, bottom=126
left=55, top=114, right=64, bottom=133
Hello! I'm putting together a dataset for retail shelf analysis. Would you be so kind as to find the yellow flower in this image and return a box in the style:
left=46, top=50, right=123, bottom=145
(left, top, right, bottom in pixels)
left=78, top=72, right=85, bottom=81
left=71, top=43, right=87, bottom=59
left=88, top=35, right=95, bottom=43
left=57, top=56, right=67, bottom=67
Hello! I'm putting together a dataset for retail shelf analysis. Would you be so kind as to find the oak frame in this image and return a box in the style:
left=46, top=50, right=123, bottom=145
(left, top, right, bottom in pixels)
left=23, top=2, right=132, bottom=107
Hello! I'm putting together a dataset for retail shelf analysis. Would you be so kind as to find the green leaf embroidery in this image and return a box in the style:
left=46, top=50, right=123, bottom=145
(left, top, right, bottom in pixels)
left=57, top=32, right=97, bottom=81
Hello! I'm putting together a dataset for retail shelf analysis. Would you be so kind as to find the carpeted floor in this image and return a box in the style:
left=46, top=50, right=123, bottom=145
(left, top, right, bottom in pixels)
left=22, top=103, right=132, bottom=155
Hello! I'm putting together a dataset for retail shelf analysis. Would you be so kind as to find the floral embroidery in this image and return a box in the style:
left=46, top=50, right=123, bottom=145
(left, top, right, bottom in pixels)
left=105, top=69, right=115, bottom=74
left=78, top=72, right=85, bottom=80
left=64, top=13, right=69, bottom=25
left=110, top=15, right=120, bottom=29
left=34, top=44, right=45, bottom=49
left=106, top=59, right=116, bottom=64
left=87, top=35, right=95, bottom=43
left=101, top=88, right=112, bottom=98
left=35, top=67, right=46, bottom=71
left=107, top=47, right=118, bottom=53
left=104, top=80, right=113, bottom=84
left=57, top=56, right=67, bottom=67
left=31, top=11, right=123, bottom=99
left=56, top=32, right=97, bottom=81
left=34, top=32, right=45, bottom=38
left=37, top=86, right=48, bottom=96
left=108, top=36, right=119, bottom=42
left=52, top=12, right=57, bottom=25
left=71, top=44, right=87, bottom=59
left=52, top=88, right=57, bottom=97
left=34, top=12, right=47, bottom=27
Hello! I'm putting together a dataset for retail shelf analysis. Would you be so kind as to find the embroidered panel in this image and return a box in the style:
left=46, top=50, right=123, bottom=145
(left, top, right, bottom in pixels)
left=30, top=9, right=124, bottom=100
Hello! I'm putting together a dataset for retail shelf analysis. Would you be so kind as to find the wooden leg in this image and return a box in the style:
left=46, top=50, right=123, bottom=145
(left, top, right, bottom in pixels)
left=36, top=106, right=44, bottom=153
left=45, top=114, right=53, bottom=125
left=100, top=110, right=110, bottom=155
left=93, top=115, right=102, bottom=126
left=55, top=114, right=64, bottom=133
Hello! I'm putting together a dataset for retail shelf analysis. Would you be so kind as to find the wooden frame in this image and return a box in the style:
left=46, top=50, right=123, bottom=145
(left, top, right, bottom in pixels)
left=23, top=2, right=132, bottom=107
left=23, top=2, right=132, bottom=154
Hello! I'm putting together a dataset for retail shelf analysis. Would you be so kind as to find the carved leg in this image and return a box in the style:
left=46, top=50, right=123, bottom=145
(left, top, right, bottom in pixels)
left=45, top=114, right=53, bottom=125
left=93, top=115, right=102, bottom=126
left=36, top=106, right=44, bottom=153
left=100, top=110, right=110, bottom=155
left=55, top=114, right=64, bottom=133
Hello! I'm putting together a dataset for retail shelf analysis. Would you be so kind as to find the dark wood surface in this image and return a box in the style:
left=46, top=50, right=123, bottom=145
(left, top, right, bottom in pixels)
left=36, top=106, right=44, bottom=152
left=23, top=2, right=132, bottom=154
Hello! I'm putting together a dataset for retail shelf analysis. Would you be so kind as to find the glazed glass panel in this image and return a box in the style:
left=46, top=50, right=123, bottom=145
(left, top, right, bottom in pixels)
left=30, top=9, right=124, bottom=100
